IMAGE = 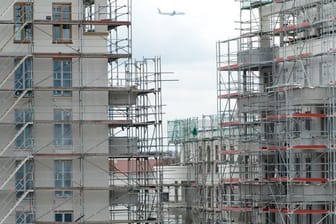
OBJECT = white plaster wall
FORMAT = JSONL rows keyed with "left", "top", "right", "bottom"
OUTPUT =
{"left": 81, "top": 58, "right": 107, "bottom": 86}
{"left": 82, "top": 124, "right": 108, "bottom": 153}
{"left": 160, "top": 166, "right": 191, "bottom": 184}
{"left": 0, "top": 159, "right": 16, "bottom": 191}
{"left": 83, "top": 158, "right": 108, "bottom": 187}
{"left": 84, "top": 191, "right": 109, "bottom": 221}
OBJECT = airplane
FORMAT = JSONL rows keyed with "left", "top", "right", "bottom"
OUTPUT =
{"left": 157, "top": 8, "right": 185, "bottom": 16}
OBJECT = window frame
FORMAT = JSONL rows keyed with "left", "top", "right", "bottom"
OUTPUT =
{"left": 15, "top": 160, "right": 33, "bottom": 199}
{"left": 84, "top": 2, "right": 95, "bottom": 32}
{"left": 53, "top": 58, "right": 72, "bottom": 96}
{"left": 162, "top": 192, "right": 169, "bottom": 202}
{"left": 16, "top": 211, "right": 34, "bottom": 224}
{"left": 13, "top": 2, "right": 33, "bottom": 43}
{"left": 54, "top": 210, "right": 73, "bottom": 222}
{"left": 54, "top": 160, "right": 72, "bottom": 198}
{"left": 14, "top": 57, "right": 33, "bottom": 96}
{"left": 52, "top": 3, "right": 72, "bottom": 43}
{"left": 54, "top": 109, "right": 73, "bottom": 147}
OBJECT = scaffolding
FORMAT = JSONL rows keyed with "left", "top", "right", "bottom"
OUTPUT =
{"left": 0, "top": 0, "right": 163, "bottom": 223}
{"left": 217, "top": 0, "right": 336, "bottom": 223}
{"left": 108, "top": 57, "right": 163, "bottom": 223}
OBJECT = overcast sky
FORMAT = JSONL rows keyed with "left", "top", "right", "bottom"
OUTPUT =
{"left": 132, "top": 0, "right": 240, "bottom": 122}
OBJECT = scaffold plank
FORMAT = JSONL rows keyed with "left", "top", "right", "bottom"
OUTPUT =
{"left": 291, "top": 144, "right": 328, "bottom": 149}
{"left": 261, "top": 207, "right": 329, "bottom": 214}
{"left": 218, "top": 92, "right": 240, "bottom": 99}
{"left": 219, "top": 121, "right": 240, "bottom": 127}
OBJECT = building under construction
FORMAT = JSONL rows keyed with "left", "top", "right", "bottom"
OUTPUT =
{"left": 167, "top": 0, "right": 336, "bottom": 223}
{"left": 0, "top": 0, "right": 163, "bottom": 223}
{"left": 217, "top": 0, "right": 336, "bottom": 223}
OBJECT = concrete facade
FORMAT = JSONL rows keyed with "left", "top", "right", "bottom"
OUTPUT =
{"left": 0, "top": 0, "right": 163, "bottom": 223}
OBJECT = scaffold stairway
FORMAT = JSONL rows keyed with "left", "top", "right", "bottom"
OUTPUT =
{"left": 0, "top": 155, "right": 33, "bottom": 190}
{"left": 0, "top": 88, "right": 32, "bottom": 122}
{"left": 0, "top": 189, "right": 33, "bottom": 224}
{"left": 0, "top": 122, "right": 33, "bottom": 157}
{"left": 0, "top": 21, "right": 32, "bottom": 53}
{"left": 0, "top": 55, "right": 32, "bottom": 89}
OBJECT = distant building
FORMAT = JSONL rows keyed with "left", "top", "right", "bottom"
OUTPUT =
{"left": 166, "top": 115, "right": 221, "bottom": 223}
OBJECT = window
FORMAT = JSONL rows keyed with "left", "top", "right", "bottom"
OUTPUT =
{"left": 304, "top": 64, "right": 310, "bottom": 86}
{"left": 295, "top": 157, "right": 300, "bottom": 177}
{"left": 53, "top": 59, "right": 72, "bottom": 96}
{"left": 52, "top": 3, "right": 72, "bottom": 43}
{"left": 215, "top": 145, "right": 219, "bottom": 161}
{"left": 207, "top": 146, "right": 211, "bottom": 173}
{"left": 221, "top": 145, "right": 226, "bottom": 162}
{"left": 14, "top": 57, "right": 32, "bottom": 96}
{"left": 14, "top": 3, "right": 32, "bottom": 42}
{"left": 54, "top": 109, "right": 72, "bottom": 146}
{"left": 162, "top": 192, "right": 169, "bottom": 202}
{"left": 15, "top": 110, "right": 33, "bottom": 148}
{"left": 84, "top": 1, "right": 95, "bottom": 32}
{"left": 263, "top": 71, "right": 273, "bottom": 91}
{"left": 229, "top": 145, "right": 235, "bottom": 164}
{"left": 306, "top": 157, "right": 312, "bottom": 178}
{"left": 320, "top": 62, "right": 331, "bottom": 86}
{"left": 207, "top": 187, "right": 212, "bottom": 208}
{"left": 174, "top": 181, "right": 178, "bottom": 202}
{"left": 54, "top": 160, "right": 72, "bottom": 197}
{"left": 304, "top": 112, "right": 312, "bottom": 130}
{"left": 307, "top": 205, "right": 312, "bottom": 224}
{"left": 15, "top": 160, "right": 33, "bottom": 199}
{"left": 55, "top": 211, "right": 73, "bottom": 222}
{"left": 16, "top": 211, "right": 34, "bottom": 224}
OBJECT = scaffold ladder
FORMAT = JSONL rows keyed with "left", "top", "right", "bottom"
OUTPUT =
{"left": 0, "top": 55, "right": 32, "bottom": 89}
{"left": 0, "top": 122, "right": 33, "bottom": 157}
{"left": 0, "top": 155, "right": 32, "bottom": 190}
{"left": 0, "top": 0, "right": 19, "bottom": 17}
{"left": 0, "top": 189, "right": 33, "bottom": 224}
{"left": 0, "top": 88, "right": 32, "bottom": 122}
{"left": 0, "top": 21, "right": 32, "bottom": 53}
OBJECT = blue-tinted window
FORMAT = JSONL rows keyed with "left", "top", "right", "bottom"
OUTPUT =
{"left": 64, "top": 213, "right": 72, "bottom": 222}
{"left": 54, "top": 109, "right": 72, "bottom": 146}
{"left": 54, "top": 160, "right": 72, "bottom": 197}
{"left": 14, "top": 58, "right": 32, "bottom": 96}
{"left": 52, "top": 3, "right": 72, "bottom": 42}
{"left": 16, "top": 211, "right": 34, "bottom": 224}
{"left": 14, "top": 3, "right": 32, "bottom": 42}
{"left": 54, "top": 212, "right": 73, "bottom": 222}
{"left": 55, "top": 213, "right": 62, "bottom": 222}
{"left": 15, "top": 160, "right": 33, "bottom": 198}
{"left": 53, "top": 59, "right": 72, "bottom": 96}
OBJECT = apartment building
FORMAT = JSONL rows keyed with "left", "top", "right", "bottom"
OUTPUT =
{"left": 0, "top": 0, "right": 163, "bottom": 223}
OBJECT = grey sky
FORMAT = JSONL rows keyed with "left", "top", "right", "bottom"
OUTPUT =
{"left": 132, "top": 0, "right": 240, "bottom": 121}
